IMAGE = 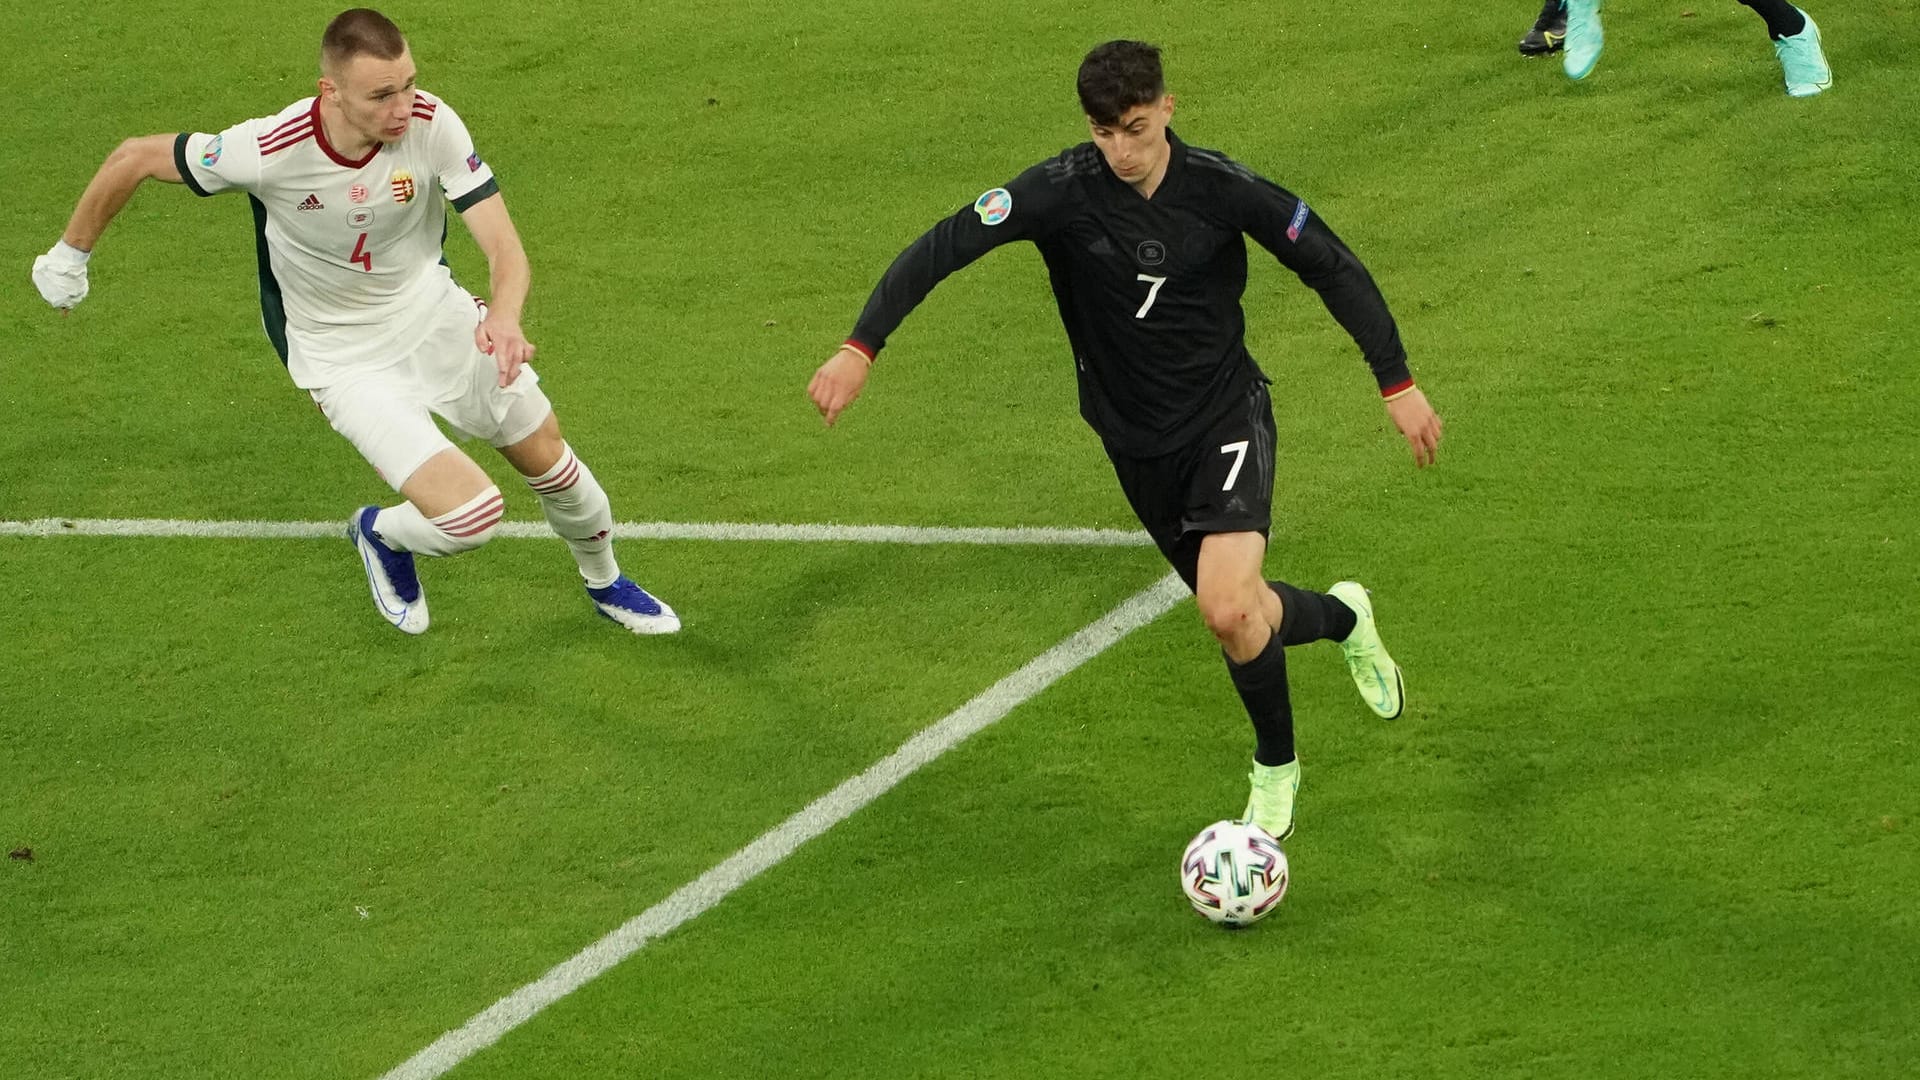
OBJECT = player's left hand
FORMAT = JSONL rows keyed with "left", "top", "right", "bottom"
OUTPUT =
{"left": 476, "top": 316, "right": 535, "bottom": 387}
{"left": 32, "top": 241, "right": 92, "bottom": 312}
{"left": 1385, "top": 387, "right": 1442, "bottom": 468}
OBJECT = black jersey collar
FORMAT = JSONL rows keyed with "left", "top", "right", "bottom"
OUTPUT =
{"left": 1101, "top": 127, "right": 1187, "bottom": 203}
{"left": 1158, "top": 128, "right": 1189, "bottom": 196}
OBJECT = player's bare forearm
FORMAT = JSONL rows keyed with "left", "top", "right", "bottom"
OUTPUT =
{"left": 460, "top": 196, "right": 536, "bottom": 384}
{"left": 478, "top": 219, "right": 530, "bottom": 324}
{"left": 460, "top": 194, "right": 529, "bottom": 323}
{"left": 62, "top": 135, "right": 184, "bottom": 251}
{"left": 484, "top": 249, "right": 530, "bottom": 325}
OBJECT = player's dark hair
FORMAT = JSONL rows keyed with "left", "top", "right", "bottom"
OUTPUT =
{"left": 321, "top": 8, "right": 407, "bottom": 71}
{"left": 1077, "top": 41, "right": 1165, "bottom": 126}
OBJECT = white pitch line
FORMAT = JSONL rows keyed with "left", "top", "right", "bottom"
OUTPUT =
{"left": 376, "top": 570, "right": 1188, "bottom": 1080}
{"left": 0, "top": 517, "right": 1151, "bottom": 547}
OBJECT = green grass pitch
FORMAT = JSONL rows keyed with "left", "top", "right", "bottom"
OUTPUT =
{"left": 2, "top": 1, "right": 1916, "bottom": 1077}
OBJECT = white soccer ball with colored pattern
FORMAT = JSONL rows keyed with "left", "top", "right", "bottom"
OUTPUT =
{"left": 1180, "top": 819, "right": 1288, "bottom": 926}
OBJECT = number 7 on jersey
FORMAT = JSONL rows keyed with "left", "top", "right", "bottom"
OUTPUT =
{"left": 1135, "top": 274, "right": 1166, "bottom": 319}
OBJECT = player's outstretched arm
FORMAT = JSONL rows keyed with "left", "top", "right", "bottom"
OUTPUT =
{"left": 458, "top": 193, "right": 535, "bottom": 387}
{"left": 33, "top": 134, "right": 184, "bottom": 311}
{"left": 810, "top": 167, "right": 1056, "bottom": 427}
{"left": 807, "top": 344, "right": 873, "bottom": 426}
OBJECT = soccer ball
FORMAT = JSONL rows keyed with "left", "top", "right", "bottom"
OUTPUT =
{"left": 1180, "top": 819, "right": 1289, "bottom": 927}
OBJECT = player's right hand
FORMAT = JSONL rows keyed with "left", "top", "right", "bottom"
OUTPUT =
{"left": 1385, "top": 386, "right": 1442, "bottom": 468}
{"left": 32, "top": 241, "right": 91, "bottom": 311}
{"left": 808, "top": 345, "right": 873, "bottom": 426}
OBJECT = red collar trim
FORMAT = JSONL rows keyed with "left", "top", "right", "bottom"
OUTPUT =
{"left": 311, "top": 98, "right": 381, "bottom": 169}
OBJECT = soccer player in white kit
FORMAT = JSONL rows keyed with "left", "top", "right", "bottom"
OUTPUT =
{"left": 31, "top": 8, "right": 678, "bottom": 637}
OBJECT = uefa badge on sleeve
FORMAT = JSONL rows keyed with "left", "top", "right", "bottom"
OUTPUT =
{"left": 974, "top": 187, "right": 1012, "bottom": 226}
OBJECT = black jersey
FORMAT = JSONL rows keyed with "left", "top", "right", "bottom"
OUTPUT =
{"left": 847, "top": 130, "right": 1412, "bottom": 457}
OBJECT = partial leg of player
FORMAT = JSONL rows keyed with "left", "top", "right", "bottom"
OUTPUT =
{"left": 1518, "top": 0, "right": 1568, "bottom": 55}
{"left": 504, "top": 414, "right": 681, "bottom": 635}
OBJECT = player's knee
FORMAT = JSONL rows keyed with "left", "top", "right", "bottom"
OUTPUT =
{"left": 1196, "top": 589, "right": 1262, "bottom": 643}
{"left": 427, "top": 485, "right": 505, "bottom": 554}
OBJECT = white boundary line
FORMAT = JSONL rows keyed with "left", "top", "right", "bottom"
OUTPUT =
{"left": 0, "top": 517, "right": 1152, "bottom": 547}
{"left": 376, "top": 571, "right": 1188, "bottom": 1080}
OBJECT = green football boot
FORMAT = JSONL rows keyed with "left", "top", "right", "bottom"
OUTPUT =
{"left": 1243, "top": 759, "right": 1301, "bottom": 842}
{"left": 1328, "top": 581, "right": 1405, "bottom": 720}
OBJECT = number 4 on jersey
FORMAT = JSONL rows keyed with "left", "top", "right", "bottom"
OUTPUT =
{"left": 349, "top": 233, "right": 373, "bottom": 272}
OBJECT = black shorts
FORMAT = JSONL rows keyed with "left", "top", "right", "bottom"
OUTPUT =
{"left": 1106, "top": 381, "right": 1276, "bottom": 591}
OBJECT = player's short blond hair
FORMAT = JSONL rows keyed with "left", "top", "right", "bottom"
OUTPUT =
{"left": 321, "top": 8, "right": 407, "bottom": 74}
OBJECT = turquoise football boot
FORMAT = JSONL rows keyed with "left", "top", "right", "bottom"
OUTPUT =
{"left": 1773, "top": 10, "right": 1832, "bottom": 97}
{"left": 1564, "top": 0, "right": 1604, "bottom": 81}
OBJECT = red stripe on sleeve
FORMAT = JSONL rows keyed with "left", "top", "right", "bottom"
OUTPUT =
{"left": 262, "top": 111, "right": 310, "bottom": 143}
{"left": 259, "top": 124, "right": 315, "bottom": 155}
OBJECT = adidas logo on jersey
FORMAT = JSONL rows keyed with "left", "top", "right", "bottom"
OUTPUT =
{"left": 297, "top": 193, "right": 325, "bottom": 211}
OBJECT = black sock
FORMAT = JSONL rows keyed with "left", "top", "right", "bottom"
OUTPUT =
{"left": 1538, "top": 0, "right": 1565, "bottom": 23}
{"left": 1269, "top": 581, "right": 1358, "bottom": 646}
{"left": 1227, "top": 631, "right": 1296, "bottom": 767}
{"left": 1739, "top": 0, "right": 1806, "bottom": 40}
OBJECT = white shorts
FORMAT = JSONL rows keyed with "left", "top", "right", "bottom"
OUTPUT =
{"left": 309, "top": 287, "right": 552, "bottom": 490}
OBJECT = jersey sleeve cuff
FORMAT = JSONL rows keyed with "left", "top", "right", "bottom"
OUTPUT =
{"left": 1380, "top": 377, "right": 1416, "bottom": 401}
{"left": 173, "top": 133, "right": 213, "bottom": 198}
{"left": 1374, "top": 353, "right": 1413, "bottom": 399}
{"left": 450, "top": 177, "right": 500, "bottom": 213}
{"left": 841, "top": 338, "right": 876, "bottom": 362}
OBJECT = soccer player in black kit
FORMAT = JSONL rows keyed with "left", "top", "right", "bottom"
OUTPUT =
{"left": 807, "top": 41, "right": 1443, "bottom": 842}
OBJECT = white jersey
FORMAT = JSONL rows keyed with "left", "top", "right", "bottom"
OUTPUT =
{"left": 176, "top": 91, "right": 498, "bottom": 389}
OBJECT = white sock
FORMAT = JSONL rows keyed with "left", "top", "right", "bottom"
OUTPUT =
{"left": 372, "top": 487, "right": 504, "bottom": 556}
{"left": 527, "top": 443, "right": 620, "bottom": 588}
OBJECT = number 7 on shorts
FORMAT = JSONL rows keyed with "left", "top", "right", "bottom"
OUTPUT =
{"left": 1219, "top": 440, "right": 1248, "bottom": 490}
